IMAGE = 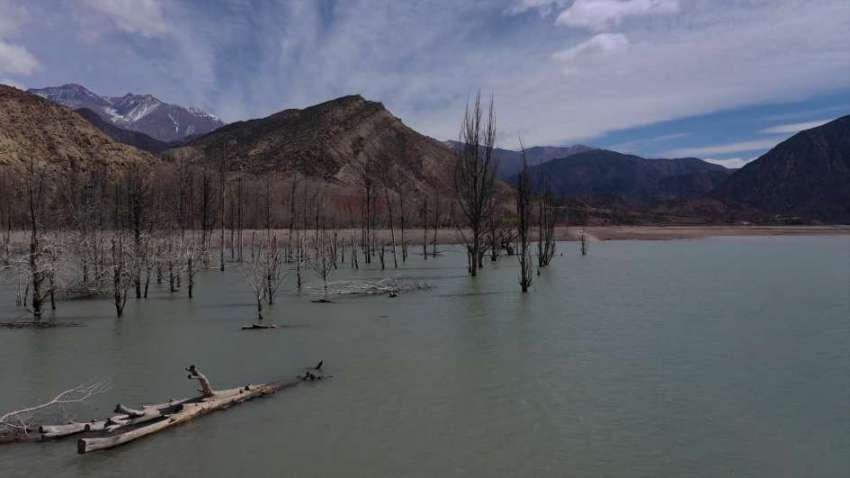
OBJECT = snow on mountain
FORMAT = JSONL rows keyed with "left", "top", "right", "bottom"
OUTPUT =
{"left": 27, "top": 84, "right": 224, "bottom": 143}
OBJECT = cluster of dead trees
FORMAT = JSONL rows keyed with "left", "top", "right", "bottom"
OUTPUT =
{"left": 0, "top": 92, "right": 571, "bottom": 324}
{"left": 453, "top": 93, "right": 562, "bottom": 292}
{"left": 0, "top": 154, "right": 459, "bottom": 325}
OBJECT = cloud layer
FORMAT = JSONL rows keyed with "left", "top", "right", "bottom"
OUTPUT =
{"left": 556, "top": 0, "right": 679, "bottom": 31}
{"left": 2, "top": 0, "right": 849, "bottom": 152}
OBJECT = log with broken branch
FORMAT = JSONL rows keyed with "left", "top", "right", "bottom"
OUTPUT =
{"left": 1, "top": 363, "right": 325, "bottom": 453}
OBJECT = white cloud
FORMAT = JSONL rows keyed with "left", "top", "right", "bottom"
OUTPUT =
{"left": 0, "top": 0, "right": 37, "bottom": 77}
{"left": 553, "top": 32, "right": 630, "bottom": 65}
{"left": 556, "top": 0, "right": 679, "bottom": 31}
{"left": 703, "top": 157, "right": 756, "bottom": 169}
{"left": 0, "top": 40, "right": 38, "bottom": 75}
{"left": 81, "top": 0, "right": 169, "bottom": 37}
{"left": 759, "top": 119, "right": 831, "bottom": 134}
{"left": 506, "top": 0, "right": 569, "bottom": 16}
{"left": 665, "top": 138, "right": 783, "bottom": 157}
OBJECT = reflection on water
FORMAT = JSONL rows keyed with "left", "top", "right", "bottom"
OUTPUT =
{"left": 1, "top": 236, "right": 849, "bottom": 477}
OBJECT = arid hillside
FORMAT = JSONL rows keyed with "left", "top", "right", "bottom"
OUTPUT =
{"left": 0, "top": 85, "right": 157, "bottom": 174}
{"left": 166, "top": 95, "right": 456, "bottom": 197}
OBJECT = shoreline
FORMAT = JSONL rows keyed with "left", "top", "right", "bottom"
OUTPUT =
{"left": 573, "top": 225, "right": 850, "bottom": 241}
{"left": 1, "top": 226, "right": 847, "bottom": 251}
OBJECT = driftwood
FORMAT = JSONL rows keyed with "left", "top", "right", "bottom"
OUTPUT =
{"left": 1, "top": 364, "right": 323, "bottom": 453}
{"left": 241, "top": 323, "right": 279, "bottom": 330}
{"left": 77, "top": 364, "right": 322, "bottom": 454}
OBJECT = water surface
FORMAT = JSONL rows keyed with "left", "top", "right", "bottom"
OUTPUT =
{"left": 1, "top": 236, "right": 848, "bottom": 477}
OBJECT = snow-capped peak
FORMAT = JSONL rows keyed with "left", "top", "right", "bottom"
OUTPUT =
{"left": 28, "top": 83, "right": 225, "bottom": 142}
{"left": 187, "top": 106, "right": 220, "bottom": 122}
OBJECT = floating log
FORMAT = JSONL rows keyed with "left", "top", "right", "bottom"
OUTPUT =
{"left": 76, "top": 365, "right": 316, "bottom": 454}
{"left": 78, "top": 382, "right": 296, "bottom": 453}
{"left": 2, "top": 364, "right": 322, "bottom": 451}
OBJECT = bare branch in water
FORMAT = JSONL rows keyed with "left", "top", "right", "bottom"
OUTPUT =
{"left": 0, "top": 380, "right": 111, "bottom": 434}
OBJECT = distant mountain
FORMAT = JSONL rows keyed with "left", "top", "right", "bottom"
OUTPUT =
{"left": 74, "top": 107, "right": 170, "bottom": 153}
{"left": 167, "top": 95, "right": 457, "bottom": 195}
{"left": 0, "top": 85, "right": 156, "bottom": 174}
{"left": 445, "top": 140, "right": 594, "bottom": 179}
{"left": 520, "top": 149, "right": 733, "bottom": 201}
{"left": 713, "top": 115, "right": 850, "bottom": 223}
{"left": 28, "top": 83, "right": 224, "bottom": 143}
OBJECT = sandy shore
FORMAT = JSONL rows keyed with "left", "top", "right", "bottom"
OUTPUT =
{"left": 576, "top": 225, "right": 850, "bottom": 241}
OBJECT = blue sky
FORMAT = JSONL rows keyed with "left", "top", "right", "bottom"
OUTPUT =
{"left": 1, "top": 0, "right": 848, "bottom": 168}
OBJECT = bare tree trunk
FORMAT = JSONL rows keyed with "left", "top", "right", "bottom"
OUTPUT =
{"left": 454, "top": 92, "right": 498, "bottom": 277}
{"left": 516, "top": 146, "right": 533, "bottom": 293}
{"left": 432, "top": 196, "right": 440, "bottom": 258}
{"left": 422, "top": 197, "right": 428, "bottom": 261}
{"left": 385, "top": 189, "right": 398, "bottom": 269}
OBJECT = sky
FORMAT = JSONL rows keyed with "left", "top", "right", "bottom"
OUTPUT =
{"left": 1, "top": 0, "right": 849, "bottom": 168}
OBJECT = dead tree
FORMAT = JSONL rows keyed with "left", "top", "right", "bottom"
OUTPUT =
{"left": 454, "top": 92, "right": 499, "bottom": 276}
{"left": 23, "top": 157, "right": 49, "bottom": 321}
{"left": 111, "top": 235, "right": 131, "bottom": 318}
{"left": 516, "top": 146, "right": 533, "bottom": 293}
{"left": 182, "top": 239, "right": 200, "bottom": 299}
{"left": 581, "top": 230, "right": 588, "bottom": 256}
{"left": 399, "top": 188, "right": 407, "bottom": 262}
{"left": 240, "top": 235, "right": 286, "bottom": 325}
{"left": 536, "top": 190, "right": 557, "bottom": 271}
{"left": 432, "top": 194, "right": 440, "bottom": 257}
{"left": 218, "top": 155, "right": 228, "bottom": 272}
{"left": 384, "top": 188, "right": 398, "bottom": 269}
{"left": 309, "top": 229, "right": 335, "bottom": 301}
{"left": 421, "top": 197, "right": 428, "bottom": 260}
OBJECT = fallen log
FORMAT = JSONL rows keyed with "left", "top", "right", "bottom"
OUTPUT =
{"left": 241, "top": 323, "right": 278, "bottom": 330}
{"left": 76, "top": 364, "right": 319, "bottom": 454}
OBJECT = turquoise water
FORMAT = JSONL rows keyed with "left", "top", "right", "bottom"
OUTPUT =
{"left": 1, "top": 236, "right": 848, "bottom": 477}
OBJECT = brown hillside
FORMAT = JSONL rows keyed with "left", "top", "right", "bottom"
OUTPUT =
{"left": 0, "top": 85, "right": 156, "bottom": 174}
{"left": 166, "top": 95, "right": 456, "bottom": 195}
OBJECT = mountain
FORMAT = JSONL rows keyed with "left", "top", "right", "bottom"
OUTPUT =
{"left": 713, "top": 115, "right": 850, "bottom": 223}
{"left": 28, "top": 83, "right": 224, "bottom": 143}
{"left": 445, "top": 140, "right": 594, "bottom": 179}
{"left": 0, "top": 85, "right": 155, "bottom": 174}
{"left": 520, "top": 149, "right": 733, "bottom": 201}
{"left": 167, "top": 95, "right": 457, "bottom": 195}
{"left": 74, "top": 107, "right": 170, "bottom": 153}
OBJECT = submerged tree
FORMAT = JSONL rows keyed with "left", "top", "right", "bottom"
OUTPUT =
{"left": 22, "top": 157, "right": 50, "bottom": 321}
{"left": 516, "top": 145, "right": 533, "bottom": 293}
{"left": 241, "top": 236, "right": 286, "bottom": 325}
{"left": 536, "top": 189, "right": 557, "bottom": 271}
{"left": 454, "top": 92, "right": 499, "bottom": 276}
{"left": 110, "top": 234, "right": 131, "bottom": 318}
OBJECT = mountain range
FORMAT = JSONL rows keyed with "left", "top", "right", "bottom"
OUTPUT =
{"left": 4, "top": 82, "right": 849, "bottom": 224}
{"left": 519, "top": 149, "right": 733, "bottom": 201}
{"left": 28, "top": 84, "right": 224, "bottom": 143}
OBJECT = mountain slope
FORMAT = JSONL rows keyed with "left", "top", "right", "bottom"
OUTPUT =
{"left": 520, "top": 149, "right": 733, "bottom": 200}
{"left": 168, "top": 95, "right": 456, "bottom": 194}
{"left": 713, "top": 115, "right": 850, "bottom": 222}
{"left": 0, "top": 85, "right": 156, "bottom": 173}
{"left": 28, "top": 83, "right": 224, "bottom": 143}
{"left": 75, "top": 107, "right": 170, "bottom": 153}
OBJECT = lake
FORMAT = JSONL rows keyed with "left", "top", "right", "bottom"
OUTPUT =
{"left": 1, "top": 236, "right": 849, "bottom": 477}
